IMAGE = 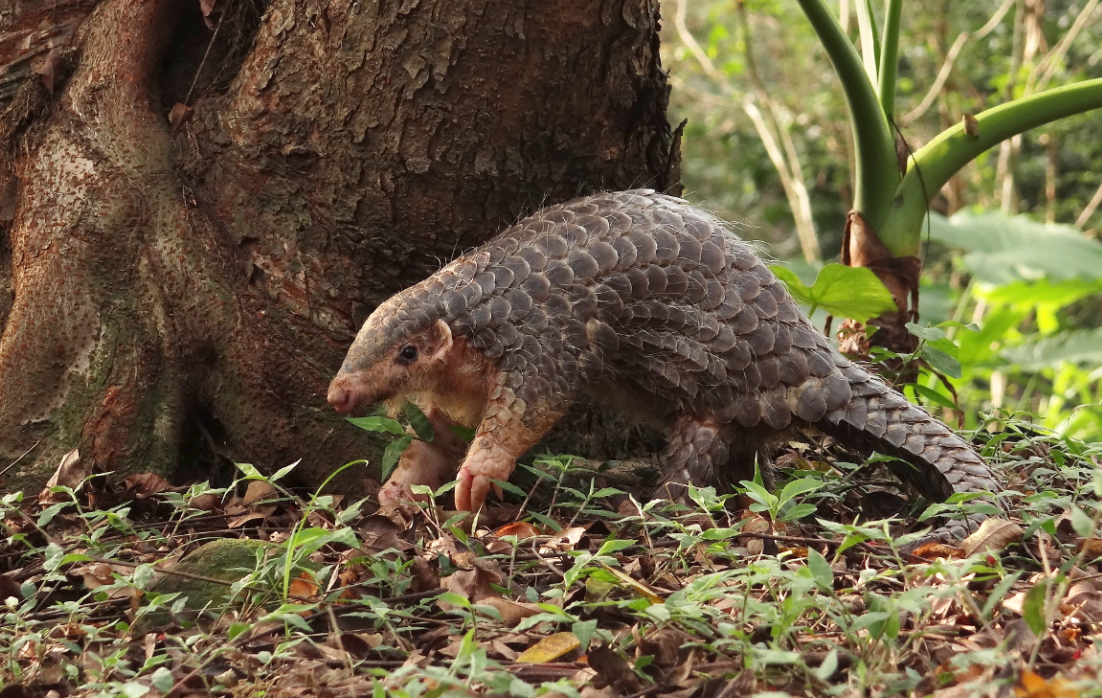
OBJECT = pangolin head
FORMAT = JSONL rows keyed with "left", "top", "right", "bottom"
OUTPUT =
{"left": 327, "top": 286, "right": 454, "bottom": 415}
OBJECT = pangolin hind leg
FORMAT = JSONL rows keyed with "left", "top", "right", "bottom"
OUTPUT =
{"left": 658, "top": 415, "right": 776, "bottom": 501}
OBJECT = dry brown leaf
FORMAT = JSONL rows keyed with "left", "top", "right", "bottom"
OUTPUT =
{"left": 0, "top": 573, "right": 21, "bottom": 602}
{"left": 168, "top": 103, "right": 194, "bottom": 129}
{"left": 516, "top": 632, "right": 581, "bottom": 664}
{"left": 439, "top": 558, "right": 505, "bottom": 606}
{"left": 188, "top": 493, "right": 223, "bottom": 511}
{"left": 38, "top": 449, "right": 85, "bottom": 505}
{"left": 1077, "top": 537, "right": 1102, "bottom": 560}
{"left": 961, "top": 518, "right": 1024, "bottom": 556}
{"left": 490, "top": 639, "right": 519, "bottom": 661}
{"left": 542, "top": 526, "right": 590, "bottom": 553}
{"left": 1003, "top": 590, "right": 1027, "bottom": 616}
{"left": 1015, "top": 668, "right": 1078, "bottom": 698}
{"left": 1061, "top": 577, "right": 1102, "bottom": 623}
{"left": 494, "top": 521, "right": 541, "bottom": 539}
{"left": 289, "top": 572, "right": 319, "bottom": 601}
{"left": 911, "top": 542, "right": 965, "bottom": 560}
{"left": 478, "top": 596, "right": 540, "bottom": 625}
{"left": 228, "top": 510, "right": 273, "bottom": 528}
{"left": 243, "top": 480, "right": 279, "bottom": 506}
{"left": 123, "top": 473, "right": 173, "bottom": 497}
{"left": 407, "top": 557, "right": 439, "bottom": 593}
{"left": 587, "top": 646, "right": 644, "bottom": 693}
{"left": 72, "top": 563, "right": 140, "bottom": 600}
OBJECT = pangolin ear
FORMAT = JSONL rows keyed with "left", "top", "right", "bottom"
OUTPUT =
{"left": 430, "top": 319, "right": 453, "bottom": 362}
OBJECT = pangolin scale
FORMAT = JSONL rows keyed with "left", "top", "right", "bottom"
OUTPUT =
{"left": 328, "top": 190, "right": 1001, "bottom": 539}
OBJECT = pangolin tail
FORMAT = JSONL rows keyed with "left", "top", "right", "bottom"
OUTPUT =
{"left": 816, "top": 360, "right": 1002, "bottom": 540}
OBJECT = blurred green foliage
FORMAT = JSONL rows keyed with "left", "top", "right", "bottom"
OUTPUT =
{"left": 663, "top": 0, "right": 1102, "bottom": 439}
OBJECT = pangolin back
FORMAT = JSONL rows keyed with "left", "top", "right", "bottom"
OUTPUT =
{"left": 335, "top": 189, "right": 1001, "bottom": 535}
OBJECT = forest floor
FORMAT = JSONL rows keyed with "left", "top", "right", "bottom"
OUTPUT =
{"left": 2, "top": 419, "right": 1101, "bottom": 698}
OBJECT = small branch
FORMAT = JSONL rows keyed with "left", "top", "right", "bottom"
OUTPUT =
{"left": 0, "top": 441, "right": 39, "bottom": 478}
{"left": 1074, "top": 179, "right": 1102, "bottom": 229}
{"left": 901, "top": 33, "right": 968, "bottom": 125}
{"left": 671, "top": 0, "right": 724, "bottom": 83}
{"left": 1029, "top": 0, "right": 1101, "bottom": 94}
{"left": 674, "top": 0, "right": 821, "bottom": 261}
{"left": 742, "top": 102, "right": 820, "bottom": 261}
{"left": 901, "top": 0, "right": 1015, "bottom": 125}
{"left": 736, "top": 3, "right": 820, "bottom": 261}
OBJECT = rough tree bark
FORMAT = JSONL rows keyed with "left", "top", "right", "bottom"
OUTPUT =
{"left": 0, "top": 0, "right": 680, "bottom": 494}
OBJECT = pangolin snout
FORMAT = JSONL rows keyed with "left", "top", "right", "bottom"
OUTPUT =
{"left": 327, "top": 378, "right": 363, "bottom": 415}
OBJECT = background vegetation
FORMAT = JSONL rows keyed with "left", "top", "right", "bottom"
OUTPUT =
{"left": 5, "top": 3, "right": 1102, "bottom": 696}
{"left": 663, "top": 0, "right": 1102, "bottom": 441}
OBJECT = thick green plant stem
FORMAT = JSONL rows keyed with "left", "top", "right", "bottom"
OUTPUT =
{"left": 796, "top": 0, "right": 899, "bottom": 236}
{"left": 878, "top": 0, "right": 902, "bottom": 119}
{"left": 854, "top": 0, "right": 880, "bottom": 83}
{"left": 885, "top": 77, "right": 1102, "bottom": 257}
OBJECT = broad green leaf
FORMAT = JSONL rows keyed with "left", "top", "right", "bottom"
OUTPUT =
{"left": 508, "top": 679, "right": 536, "bottom": 698}
{"left": 591, "top": 487, "right": 626, "bottom": 498}
{"left": 772, "top": 263, "right": 896, "bottom": 322}
{"left": 404, "top": 402, "right": 435, "bottom": 442}
{"left": 347, "top": 416, "right": 406, "bottom": 436}
{"left": 228, "top": 622, "right": 252, "bottom": 641}
{"left": 981, "top": 572, "right": 1022, "bottom": 622}
{"left": 572, "top": 619, "right": 598, "bottom": 653}
{"left": 807, "top": 549, "right": 833, "bottom": 591}
{"left": 236, "top": 463, "right": 263, "bottom": 478}
{"left": 269, "top": 460, "right": 300, "bottom": 482}
{"left": 438, "top": 591, "right": 471, "bottom": 608}
{"left": 977, "top": 277, "right": 1102, "bottom": 308}
{"left": 121, "top": 682, "right": 150, "bottom": 698}
{"left": 494, "top": 479, "right": 528, "bottom": 498}
{"left": 928, "top": 211, "right": 1102, "bottom": 285}
{"left": 905, "top": 322, "right": 947, "bottom": 342}
{"left": 1070, "top": 505, "right": 1095, "bottom": 538}
{"left": 1001, "top": 327, "right": 1102, "bottom": 370}
{"left": 905, "top": 383, "right": 959, "bottom": 411}
{"left": 380, "top": 434, "right": 412, "bottom": 479}
{"left": 151, "top": 668, "right": 175, "bottom": 693}
{"left": 814, "top": 648, "right": 840, "bottom": 682}
{"left": 449, "top": 424, "right": 476, "bottom": 441}
{"left": 918, "top": 345, "right": 962, "bottom": 379}
{"left": 596, "top": 538, "right": 636, "bottom": 556}
{"left": 771, "top": 265, "right": 813, "bottom": 300}
{"left": 779, "top": 477, "right": 825, "bottom": 503}
{"left": 781, "top": 503, "right": 818, "bottom": 521}
{"left": 1023, "top": 581, "right": 1047, "bottom": 636}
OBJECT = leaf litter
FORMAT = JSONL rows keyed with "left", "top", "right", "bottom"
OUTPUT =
{"left": 1, "top": 421, "right": 1101, "bottom": 697}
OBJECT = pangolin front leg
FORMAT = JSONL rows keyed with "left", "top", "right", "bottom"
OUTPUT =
{"left": 455, "top": 371, "right": 568, "bottom": 511}
{"left": 377, "top": 407, "right": 468, "bottom": 508}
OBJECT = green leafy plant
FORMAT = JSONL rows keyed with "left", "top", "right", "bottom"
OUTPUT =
{"left": 348, "top": 402, "right": 438, "bottom": 480}
{"left": 795, "top": 0, "right": 1102, "bottom": 356}
{"left": 741, "top": 476, "right": 825, "bottom": 525}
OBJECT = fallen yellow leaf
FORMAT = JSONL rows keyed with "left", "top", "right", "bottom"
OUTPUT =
{"left": 516, "top": 632, "right": 581, "bottom": 664}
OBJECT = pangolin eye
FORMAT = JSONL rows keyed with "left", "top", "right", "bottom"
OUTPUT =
{"left": 398, "top": 344, "right": 419, "bottom": 362}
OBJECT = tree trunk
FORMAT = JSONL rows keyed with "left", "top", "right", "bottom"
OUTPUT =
{"left": 0, "top": 0, "right": 680, "bottom": 493}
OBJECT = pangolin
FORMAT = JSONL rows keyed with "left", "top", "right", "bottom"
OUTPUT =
{"left": 327, "top": 190, "right": 1001, "bottom": 538}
